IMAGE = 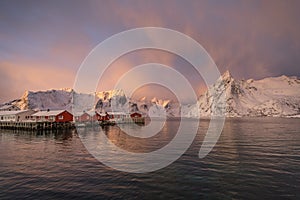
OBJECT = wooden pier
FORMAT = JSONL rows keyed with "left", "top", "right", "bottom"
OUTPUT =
{"left": 0, "top": 121, "right": 75, "bottom": 131}
{"left": 0, "top": 117, "right": 145, "bottom": 131}
{"left": 74, "top": 117, "right": 145, "bottom": 127}
{"left": 100, "top": 117, "right": 145, "bottom": 126}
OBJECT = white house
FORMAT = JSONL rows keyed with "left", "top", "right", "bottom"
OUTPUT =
{"left": 107, "top": 112, "right": 131, "bottom": 123}
{"left": 31, "top": 110, "right": 74, "bottom": 122}
{"left": 0, "top": 110, "right": 36, "bottom": 122}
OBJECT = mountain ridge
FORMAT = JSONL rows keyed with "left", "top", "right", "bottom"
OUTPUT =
{"left": 4, "top": 72, "right": 300, "bottom": 118}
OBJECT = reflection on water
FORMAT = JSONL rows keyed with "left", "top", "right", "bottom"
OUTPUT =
{"left": 0, "top": 118, "right": 299, "bottom": 199}
{"left": 79, "top": 120, "right": 181, "bottom": 153}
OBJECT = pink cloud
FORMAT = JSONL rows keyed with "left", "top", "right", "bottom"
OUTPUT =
{"left": 0, "top": 60, "right": 76, "bottom": 103}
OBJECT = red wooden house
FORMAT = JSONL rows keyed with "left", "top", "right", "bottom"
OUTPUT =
{"left": 95, "top": 112, "right": 144, "bottom": 124}
{"left": 97, "top": 112, "right": 110, "bottom": 121}
{"left": 90, "top": 112, "right": 100, "bottom": 121}
{"left": 74, "top": 111, "right": 106, "bottom": 122}
{"left": 74, "top": 112, "right": 91, "bottom": 122}
{"left": 32, "top": 110, "right": 73, "bottom": 122}
{"left": 130, "top": 112, "right": 142, "bottom": 118}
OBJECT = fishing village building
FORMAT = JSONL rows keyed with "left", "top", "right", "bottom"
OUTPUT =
{"left": 73, "top": 111, "right": 102, "bottom": 122}
{"left": 106, "top": 112, "right": 144, "bottom": 124}
{"left": 73, "top": 112, "right": 91, "bottom": 122}
{"left": 31, "top": 110, "right": 73, "bottom": 122}
{"left": 0, "top": 110, "right": 36, "bottom": 122}
{"left": 0, "top": 107, "right": 144, "bottom": 130}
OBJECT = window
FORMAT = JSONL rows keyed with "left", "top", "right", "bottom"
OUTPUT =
{"left": 58, "top": 115, "right": 64, "bottom": 120}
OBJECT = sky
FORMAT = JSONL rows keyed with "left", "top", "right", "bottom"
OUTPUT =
{"left": 0, "top": 0, "right": 300, "bottom": 103}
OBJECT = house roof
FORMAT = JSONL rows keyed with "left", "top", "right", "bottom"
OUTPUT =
{"left": 73, "top": 112, "right": 88, "bottom": 117}
{"left": 131, "top": 111, "right": 142, "bottom": 114}
{"left": 73, "top": 111, "right": 97, "bottom": 117}
{"left": 0, "top": 110, "right": 33, "bottom": 116}
{"left": 86, "top": 111, "right": 97, "bottom": 116}
{"left": 95, "top": 112, "right": 108, "bottom": 116}
{"left": 32, "top": 110, "right": 67, "bottom": 117}
{"left": 107, "top": 112, "right": 128, "bottom": 115}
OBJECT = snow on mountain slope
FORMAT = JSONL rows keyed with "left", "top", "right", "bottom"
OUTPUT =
{"left": 93, "top": 91, "right": 178, "bottom": 117}
{"left": 16, "top": 89, "right": 73, "bottom": 111}
{"left": 72, "top": 92, "right": 95, "bottom": 113}
{"left": 8, "top": 72, "right": 300, "bottom": 117}
{"left": 94, "top": 89, "right": 127, "bottom": 112}
{"left": 240, "top": 75, "right": 300, "bottom": 116}
{"left": 129, "top": 97, "right": 179, "bottom": 117}
{"left": 13, "top": 87, "right": 175, "bottom": 116}
{"left": 194, "top": 71, "right": 300, "bottom": 117}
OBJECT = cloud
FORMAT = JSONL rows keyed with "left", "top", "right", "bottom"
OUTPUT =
{"left": 0, "top": 60, "right": 75, "bottom": 103}
{"left": 106, "top": 0, "right": 300, "bottom": 79}
{"left": 96, "top": 49, "right": 176, "bottom": 90}
{"left": 1, "top": 0, "right": 300, "bottom": 103}
{"left": 46, "top": 32, "right": 93, "bottom": 68}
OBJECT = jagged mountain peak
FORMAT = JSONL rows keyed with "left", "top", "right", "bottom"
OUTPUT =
{"left": 151, "top": 97, "right": 158, "bottom": 103}
{"left": 207, "top": 70, "right": 235, "bottom": 97}
{"left": 139, "top": 97, "right": 147, "bottom": 102}
{"left": 222, "top": 70, "right": 232, "bottom": 78}
{"left": 22, "top": 90, "right": 30, "bottom": 97}
{"left": 220, "top": 70, "right": 234, "bottom": 83}
{"left": 95, "top": 89, "right": 125, "bottom": 100}
{"left": 196, "top": 72, "right": 300, "bottom": 117}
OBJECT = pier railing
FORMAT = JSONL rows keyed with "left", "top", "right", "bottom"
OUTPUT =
{"left": 0, "top": 121, "right": 74, "bottom": 131}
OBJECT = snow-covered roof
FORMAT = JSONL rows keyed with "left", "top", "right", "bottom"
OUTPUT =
{"left": 32, "top": 110, "right": 67, "bottom": 117}
{"left": 86, "top": 111, "right": 97, "bottom": 116}
{"left": 73, "top": 111, "right": 98, "bottom": 116}
{"left": 107, "top": 112, "right": 128, "bottom": 115}
{"left": 0, "top": 110, "right": 33, "bottom": 116}
{"left": 131, "top": 111, "right": 143, "bottom": 115}
{"left": 95, "top": 112, "right": 108, "bottom": 116}
{"left": 73, "top": 112, "right": 88, "bottom": 117}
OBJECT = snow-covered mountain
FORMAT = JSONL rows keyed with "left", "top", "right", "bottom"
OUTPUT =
{"left": 128, "top": 97, "right": 180, "bottom": 117}
{"left": 189, "top": 71, "right": 300, "bottom": 117}
{"left": 6, "top": 71, "right": 300, "bottom": 117}
{"left": 93, "top": 90, "right": 178, "bottom": 117}
{"left": 12, "top": 88, "right": 176, "bottom": 117}
{"left": 15, "top": 88, "right": 73, "bottom": 111}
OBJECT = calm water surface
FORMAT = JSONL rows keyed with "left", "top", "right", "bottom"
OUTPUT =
{"left": 0, "top": 118, "right": 299, "bottom": 199}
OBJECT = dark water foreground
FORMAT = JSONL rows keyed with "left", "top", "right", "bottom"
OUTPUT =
{"left": 0, "top": 118, "right": 299, "bottom": 199}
